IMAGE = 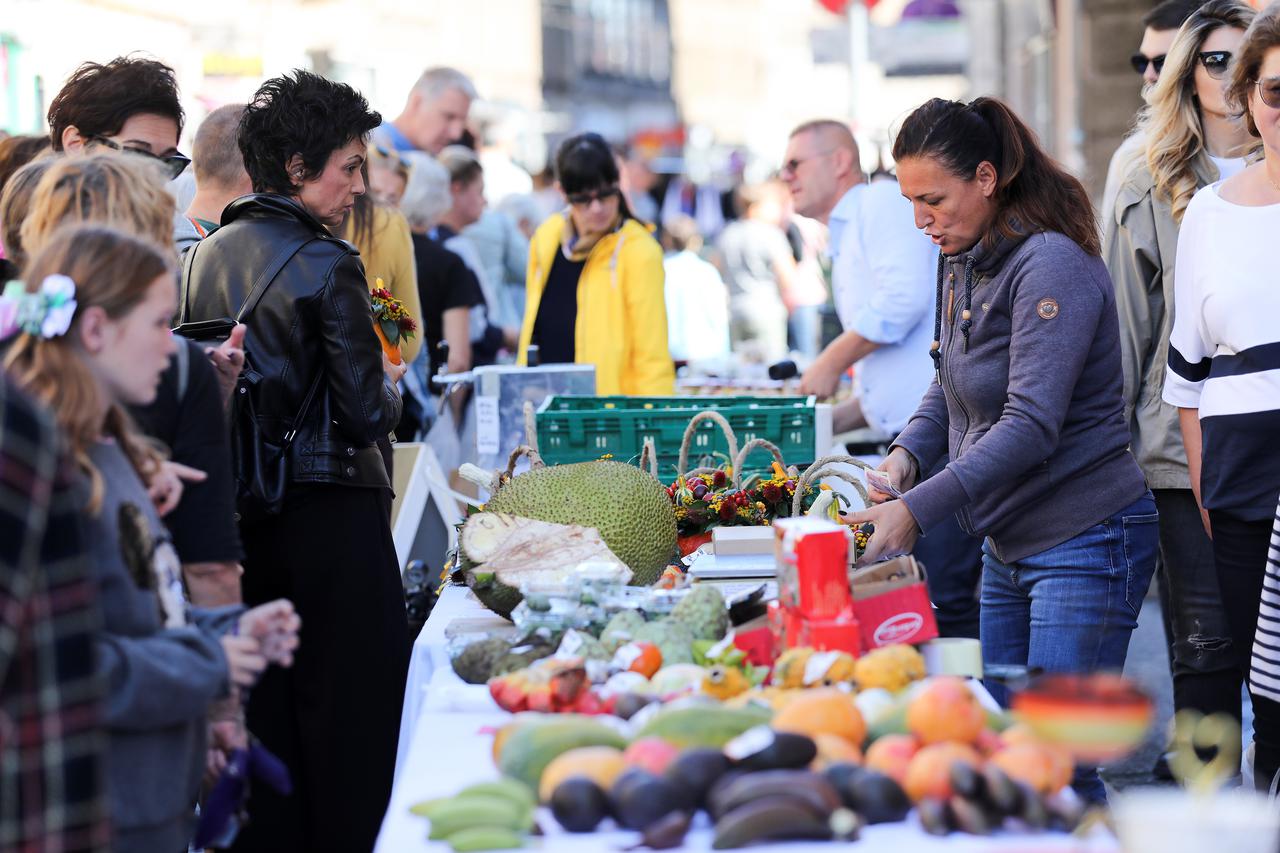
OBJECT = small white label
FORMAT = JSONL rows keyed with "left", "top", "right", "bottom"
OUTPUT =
{"left": 556, "top": 630, "right": 586, "bottom": 659}
{"left": 724, "top": 726, "right": 776, "bottom": 761}
{"left": 804, "top": 650, "right": 843, "bottom": 686}
{"left": 706, "top": 632, "right": 736, "bottom": 660}
{"left": 613, "top": 643, "right": 643, "bottom": 670}
{"left": 475, "top": 396, "right": 500, "bottom": 455}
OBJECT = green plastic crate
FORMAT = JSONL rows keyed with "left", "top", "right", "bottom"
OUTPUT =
{"left": 535, "top": 395, "right": 819, "bottom": 481}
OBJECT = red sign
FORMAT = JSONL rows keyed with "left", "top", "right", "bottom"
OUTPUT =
{"left": 819, "top": 0, "right": 852, "bottom": 12}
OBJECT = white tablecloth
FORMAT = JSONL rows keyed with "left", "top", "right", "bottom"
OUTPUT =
{"left": 379, "top": 587, "right": 1121, "bottom": 853}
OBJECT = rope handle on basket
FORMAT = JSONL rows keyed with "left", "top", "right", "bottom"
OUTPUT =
{"left": 791, "top": 455, "right": 875, "bottom": 516}
{"left": 637, "top": 437, "right": 660, "bottom": 480}
{"left": 489, "top": 444, "right": 544, "bottom": 494}
{"left": 677, "top": 410, "right": 742, "bottom": 489}
{"left": 733, "top": 438, "right": 787, "bottom": 480}
{"left": 522, "top": 401, "right": 539, "bottom": 454}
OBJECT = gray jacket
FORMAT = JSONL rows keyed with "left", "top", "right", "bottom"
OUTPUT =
{"left": 1104, "top": 156, "right": 1219, "bottom": 490}
{"left": 87, "top": 442, "right": 238, "bottom": 850}
{"left": 896, "top": 230, "right": 1148, "bottom": 563}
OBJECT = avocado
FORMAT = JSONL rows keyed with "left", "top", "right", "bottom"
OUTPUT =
{"left": 610, "top": 768, "right": 682, "bottom": 830}
{"left": 664, "top": 748, "right": 733, "bottom": 808}
{"left": 550, "top": 778, "right": 609, "bottom": 833}
{"left": 724, "top": 728, "right": 817, "bottom": 772}
{"left": 845, "top": 771, "right": 912, "bottom": 825}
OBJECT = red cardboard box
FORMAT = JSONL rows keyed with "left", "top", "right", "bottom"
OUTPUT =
{"left": 850, "top": 555, "right": 939, "bottom": 648}
{"left": 773, "top": 517, "right": 851, "bottom": 619}
{"left": 732, "top": 618, "right": 777, "bottom": 668}
{"left": 794, "top": 612, "right": 863, "bottom": 656}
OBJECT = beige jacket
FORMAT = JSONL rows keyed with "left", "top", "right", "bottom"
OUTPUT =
{"left": 1104, "top": 155, "right": 1219, "bottom": 490}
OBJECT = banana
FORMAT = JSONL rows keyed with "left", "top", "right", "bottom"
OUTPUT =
{"left": 707, "top": 770, "right": 840, "bottom": 820}
{"left": 948, "top": 795, "right": 993, "bottom": 835}
{"left": 711, "top": 796, "right": 835, "bottom": 849}
{"left": 427, "top": 796, "right": 532, "bottom": 840}
{"left": 456, "top": 779, "right": 537, "bottom": 812}
{"left": 980, "top": 764, "right": 1022, "bottom": 816}
{"left": 446, "top": 826, "right": 527, "bottom": 851}
{"left": 409, "top": 797, "right": 445, "bottom": 817}
{"left": 917, "top": 797, "right": 952, "bottom": 836}
{"left": 1014, "top": 783, "right": 1049, "bottom": 831}
{"left": 949, "top": 762, "right": 984, "bottom": 800}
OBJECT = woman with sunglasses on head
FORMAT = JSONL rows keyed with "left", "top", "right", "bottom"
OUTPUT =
{"left": 843, "top": 96, "right": 1156, "bottom": 804}
{"left": 518, "top": 132, "right": 674, "bottom": 394}
{"left": 1105, "top": 0, "right": 1255, "bottom": 740}
{"left": 1165, "top": 2, "right": 1280, "bottom": 791}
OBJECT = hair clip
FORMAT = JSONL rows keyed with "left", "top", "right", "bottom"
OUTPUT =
{"left": 0, "top": 274, "right": 79, "bottom": 340}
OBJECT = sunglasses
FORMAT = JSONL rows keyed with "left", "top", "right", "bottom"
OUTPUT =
{"left": 1256, "top": 77, "right": 1280, "bottom": 110}
{"left": 566, "top": 185, "right": 620, "bottom": 207}
{"left": 88, "top": 135, "right": 191, "bottom": 180}
{"left": 1130, "top": 52, "right": 1167, "bottom": 75}
{"left": 1198, "top": 50, "right": 1233, "bottom": 80}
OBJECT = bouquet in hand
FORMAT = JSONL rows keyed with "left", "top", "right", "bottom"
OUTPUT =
{"left": 371, "top": 278, "right": 417, "bottom": 365}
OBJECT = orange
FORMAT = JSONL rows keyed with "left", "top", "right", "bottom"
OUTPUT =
{"left": 771, "top": 687, "right": 867, "bottom": 746}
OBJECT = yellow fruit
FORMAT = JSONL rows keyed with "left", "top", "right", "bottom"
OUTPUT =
{"left": 537, "top": 746, "right": 627, "bottom": 802}
{"left": 853, "top": 645, "right": 926, "bottom": 692}
{"left": 702, "top": 665, "right": 751, "bottom": 701}
{"left": 772, "top": 647, "right": 814, "bottom": 688}
{"left": 772, "top": 688, "right": 868, "bottom": 746}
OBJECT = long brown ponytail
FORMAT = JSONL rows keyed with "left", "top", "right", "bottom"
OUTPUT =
{"left": 892, "top": 97, "right": 1100, "bottom": 256}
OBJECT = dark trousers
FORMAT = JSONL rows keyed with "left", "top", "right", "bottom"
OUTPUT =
{"left": 913, "top": 457, "right": 983, "bottom": 638}
{"left": 1153, "top": 490, "right": 1241, "bottom": 722}
{"left": 1210, "top": 510, "right": 1280, "bottom": 791}
{"left": 232, "top": 485, "right": 409, "bottom": 853}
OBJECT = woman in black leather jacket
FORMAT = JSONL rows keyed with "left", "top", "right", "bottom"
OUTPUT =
{"left": 181, "top": 70, "right": 408, "bottom": 853}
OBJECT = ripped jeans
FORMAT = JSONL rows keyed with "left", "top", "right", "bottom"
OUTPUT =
{"left": 1153, "top": 489, "right": 1241, "bottom": 724}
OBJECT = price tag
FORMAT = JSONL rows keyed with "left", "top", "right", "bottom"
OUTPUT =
{"left": 475, "top": 395, "right": 500, "bottom": 455}
{"left": 804, "top": 650, "right": 843, "bottom": 686}
{"left": 724, "top": 726, "right": 776, "bottom": 761}
{"left": 613, "top": 643, "right": 642, "bottom": 670}
{"left": 556, "top": 630, "right": 586, "bottom": 659}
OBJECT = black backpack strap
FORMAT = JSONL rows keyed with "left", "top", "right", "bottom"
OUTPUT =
{"left": 234, "top": 236, "right": 319, "bottom": 323}
{"left": 177, "top": 238, "right": 200, "bottom": 326}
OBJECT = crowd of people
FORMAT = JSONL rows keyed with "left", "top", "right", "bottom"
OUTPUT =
{"left": 2, "top": 0, "right": 1280, "bottom": 847}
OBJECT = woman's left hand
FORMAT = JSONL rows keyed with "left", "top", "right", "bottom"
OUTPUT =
{"left": 148, "top": 461, "right": 207, "bottom": 516}
{"left": 842, "top": 499, "right": 922, "bottom": 566}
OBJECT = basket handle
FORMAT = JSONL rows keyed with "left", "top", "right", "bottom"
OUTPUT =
{"left": 637, "top": 436, "right": 660, "bottom": 480}
{"left": 677, "top": 410, "right": 741, "bottom": 489}
{"left": 734, "top": 438, "right": 786, "bottom": 480}
{"left": 488, "top": 444, "right": 545, "bottom": 494}
{"left": 791, "top": 455, "right": 874, "bottom": 516}
{"left": 523, "top": 401, "right": 540, "bottom": 453}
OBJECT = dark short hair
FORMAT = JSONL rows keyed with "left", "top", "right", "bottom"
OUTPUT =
{"left": 0, "top": 135, "right": 51, "bottom": 197}
{"left": 1227, "top": 2, "right": 1280, "bottom": 137}
{"left": 554, "top": 132, "right": 620, "bottom": 196}
{"left": 237, "top": 70, "right": 381, "bottom": 195}
{"left": 47, "top": 56, "right": 184, "bottom": 152}
{"left": 193, "top": 104, "right": 247, "bottom": 188}
{"left": 1143, "top": 0, "right": 1201, "bottom": 31}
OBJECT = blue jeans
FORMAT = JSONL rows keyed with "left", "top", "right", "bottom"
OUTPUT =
{"left": 980, "top": 492, "right": 1159, "bottom": 803}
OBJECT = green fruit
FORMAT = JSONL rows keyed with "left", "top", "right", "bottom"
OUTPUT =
{"left": 634, "top": 705, "right": 772, "bottom": 749}
{"left": 446, "top": 826, "right": 526, "bottom": 851}
{"left": 601, "top": 610, "right": 647, "bottom": 653}
{"left": 427, "top": 796, "right": 532, "bottom": 839}
{"left": 550, "top": 777, "right": 609, "bottom": 833}
{"left": 474, "top": 460, "right": 677, "bottom": 613}
{"left": 451, "top": 637, "right": 513, "bottom": 684}
{"left": 670, "top": 585, "right": 729, "bottom": 641}
{"left": 455, "top": 778, "right": 537, "bottom": 813}
{"left": 496, "top": 717, "right": 627, "bottom": 791}
{"left": 633, "top": 619, "right": 696, "bottom": 665}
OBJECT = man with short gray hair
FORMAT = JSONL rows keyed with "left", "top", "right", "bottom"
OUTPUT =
{"left": 377, "top": 66, "right": 476, "bottom": 156}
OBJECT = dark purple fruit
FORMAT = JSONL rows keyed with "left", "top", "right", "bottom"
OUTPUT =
{"left": 664, "top": 748, "right": 732, "bottom": 808}
{"left": 611, "top": 769, "right": 682, "bottom": 830}
{"left": 550, "top": 777, "right": 609, "bottom": 833}
{"left": 844, "top": 770, "right": 911, "bottom": 824}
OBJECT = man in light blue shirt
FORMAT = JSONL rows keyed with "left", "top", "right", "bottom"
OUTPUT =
{"left": 783, "top": 120, "right": 936, "bottom": 435}
{"left": 781, "top": 119, "right": 980, "bottom": 638}
{"left": 373, "top": 67, "right": 475, "bottom": 156}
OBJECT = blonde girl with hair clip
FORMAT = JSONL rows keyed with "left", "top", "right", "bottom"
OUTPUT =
{"left": 2, "top": 224, "right": 299, "bottom": 851}
{"left": 1103, "top": 0, "right": 1256, "bottom": 747}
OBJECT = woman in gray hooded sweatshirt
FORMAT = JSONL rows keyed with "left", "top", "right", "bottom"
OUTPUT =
{"left": 845, "top": 97, "right": 1157, "bottom": 804}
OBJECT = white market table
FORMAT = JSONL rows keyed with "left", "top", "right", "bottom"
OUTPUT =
{"left": 378, "top": 587, "right": 1122, "bottom": 853}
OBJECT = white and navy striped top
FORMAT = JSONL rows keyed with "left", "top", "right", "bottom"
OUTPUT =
{"left": 1249, "top": 499, "right": 1280, "bottom": 704}
{"left": 1163, "top": 182, "right": 1280, "bottom": 522}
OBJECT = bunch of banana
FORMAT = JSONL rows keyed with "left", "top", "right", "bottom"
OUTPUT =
{"left": 706, "top": 769, "right": 862, "bottom": 849}
{"left": 916, "top": 763, "right": 1087, "bottom": 837}
{"left": 409, "top": 779, "right": 536, "bottom": 851}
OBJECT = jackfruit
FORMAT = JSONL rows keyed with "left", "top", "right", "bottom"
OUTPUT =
{"left": 451, "top": 636, "right": 513, "bottom": 684}
{"left": 669, "top": 585, "right": 729, "bottom": 641}
{"left": 481, "top": 460, "right": 676, "bottom": 584}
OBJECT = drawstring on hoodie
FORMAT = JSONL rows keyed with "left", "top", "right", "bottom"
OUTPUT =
{"left": 931, "top": 252, "right": 978, "bottom": 371}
